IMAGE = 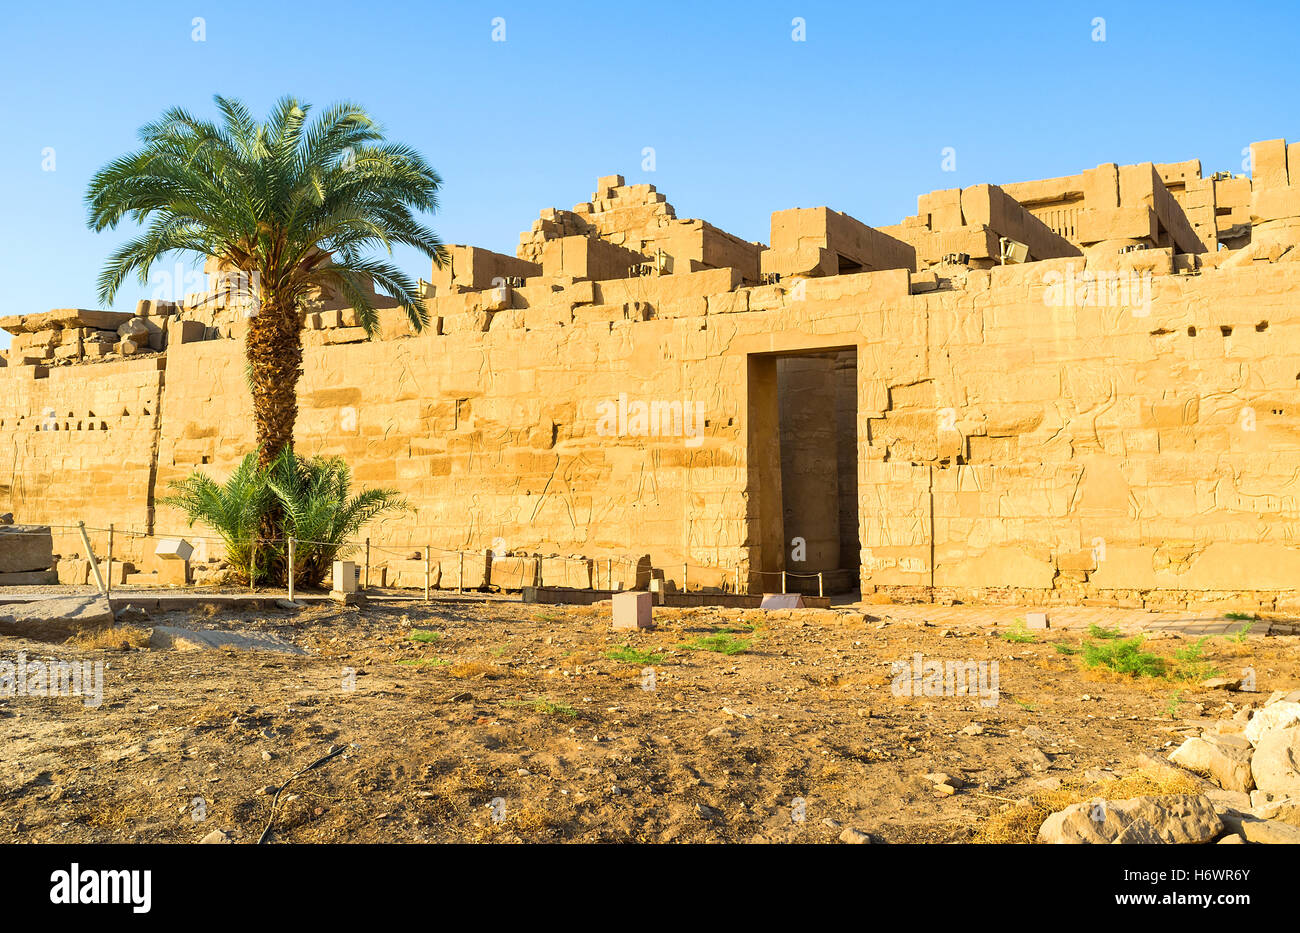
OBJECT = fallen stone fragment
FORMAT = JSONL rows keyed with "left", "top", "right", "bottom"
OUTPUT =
{"left": 1169, "top": 734, "right": 1255, "bottom": 793}
{"left": 838, "top": 827, "right": 876, "bottom": 844}
{"left": 0, "top": 595, "right": 113, "bottom": 642}
{"left": 1245, "top": 702, "right": 1300, "bottom": 745}
{"left": 1228, "top": 815, "right": 1300, "bottom": 845}
{"left": 199, "top": 829, "right": 232, "bottom": 844}
{"left": 1037, "top": 794, "right": 1222, "bottom": 844}
{"left": 149, "top": 626, "right": 306, "bottom": 655}
{"left": 1249, "top": 726, "right": 1300, "bottom": 798}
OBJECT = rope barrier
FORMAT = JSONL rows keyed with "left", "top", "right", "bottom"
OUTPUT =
{"left": 36, "top": 520, "right": 848, "bottom": 595}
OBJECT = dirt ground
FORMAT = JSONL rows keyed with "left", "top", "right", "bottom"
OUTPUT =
{"left": 1, "top": 595, "right": 1296, "bottom": 843}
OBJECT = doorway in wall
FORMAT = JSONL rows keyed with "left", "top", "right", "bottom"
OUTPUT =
{"left": 746, "top": 347, "right": 859, "bottom": 596}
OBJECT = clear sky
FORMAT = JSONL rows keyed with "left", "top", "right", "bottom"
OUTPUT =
{"left": 2, "top": 0, "right": 1298, "bottom": 348}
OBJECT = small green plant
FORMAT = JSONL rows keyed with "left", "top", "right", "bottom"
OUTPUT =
{"left": 1164, "top": 689, "right": 1185, "bottom": 719}
{"left": 1054, "top": 643, "right": 1079, "bottom": 656}
{"left": 1011, "top": 697, "right": 1037, "bottom": 712}
{"left": 1000, "top": 620, "right": 1035, "bottom": 643}
{"left": 1171, "top": 637, "right": 1221, "bottom": 682}
{"left": 1224, "top": 611, "right": 1257, "bottom": 621}
{"left": 502, "top": 697, "right": 578, "bottom": 718}
{"left": 605, "top": 644, "right": 665, "bottom": 665}
{"left": 679, "top": 633, "right": 752, "bottom": 655}
{"left": 397, "top": 657, "right": 449, "bottom": 667}
{"left": 533, "top": 611, "right": 562, "bottom": 623}
{"left": 409, "top": 629, "right": 441, "bottom": 644}
{"left": 489, "top": 643, "right": 510, "bottom": 657}
{"left": 1087, "top": 624, "right": 1124, "bottom": 640}
{"left": 1228, "top": 622, "right": 1255, "bottom": 644}
{"left": 1081, "top": 635, "right": 1166, "bottom": 678}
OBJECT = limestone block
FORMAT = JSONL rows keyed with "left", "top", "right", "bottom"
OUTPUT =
{"left": 1251, "top": 138, "right": 1289, "bottom": 191}
{"left": 56, "top": 558, "right": 90, "bottom": 585}
{"left": 167, "top": 319, "right": 206, "bottom": 345}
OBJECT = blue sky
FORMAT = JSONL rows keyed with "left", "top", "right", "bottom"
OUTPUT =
{"left": 1, "top": 0, "right": 1298, "bottom": 348}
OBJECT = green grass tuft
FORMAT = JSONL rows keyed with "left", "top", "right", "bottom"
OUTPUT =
{"left": 678, "top": 633, "right": 752, "bottom": 655}
{"left": 605, "top": 644, "right": 665, "bottom": 665}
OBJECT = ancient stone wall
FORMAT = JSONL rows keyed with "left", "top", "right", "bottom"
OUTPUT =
{"left": 7, "top": 148, "right": 1300, "bottom": 607}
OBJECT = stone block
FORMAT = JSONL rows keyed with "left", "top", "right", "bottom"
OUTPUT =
{"left": 1025, "top": 611, "right": 1049, "bottom": 629}
{"left": 155, "top": 537, "right": 194, "bottom": 562}
{"left": 612, "top": 591, "right": 653, "bottom": 630}
{"left": 490, "top": 555, "right": 538, "bottom": 589}
{"left": 0, "top": 525, "right": 54, "bottom": 573}
{"left": 332, "top": 560, "right": 358, "bottom": 593}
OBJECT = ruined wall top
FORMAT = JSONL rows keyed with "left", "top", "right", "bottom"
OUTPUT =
{"left": 8, "top": 139, "right": 1300, "bottom": 370}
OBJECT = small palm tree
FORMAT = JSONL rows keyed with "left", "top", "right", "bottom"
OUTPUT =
{"left": 160, "top": 448, "right": 410, "bottom": 588}
{"left": 265, "top": 448, "right": 410, "bottom": 587}
{"left": 86, "top": 95, "right": 446, "bottom": 468}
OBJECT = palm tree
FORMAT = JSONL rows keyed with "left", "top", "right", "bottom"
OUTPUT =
{"left": 86, "top": 94, "right": 446, "bottom": 467}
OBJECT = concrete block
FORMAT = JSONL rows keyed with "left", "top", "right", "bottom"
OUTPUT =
{"left": 1025, "top": 611, "right": 1049, "bottom": 629}
{"left": 612, "top": 591, "right": 653, "bottom": 630}
{"left": 333, "top": 560, "right": 358, "bottom": 593}
{"left": 759, "top": 593, "right": 805, "bottom": 610}
{"left": 155, "top": 538, "right": 194, "bottom": 562}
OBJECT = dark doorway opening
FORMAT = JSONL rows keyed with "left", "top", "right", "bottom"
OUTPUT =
{"left": 746, "top": 347, "right": 859, "bottom": 596}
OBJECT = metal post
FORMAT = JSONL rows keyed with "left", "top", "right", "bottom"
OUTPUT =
{"left": 457, "top": 552, "right": 464, "bottom": 594}
{"left": 606, "top": 558, "right": 612, "bottom": 592}
{"left": 735, "top": 566, "right": 741, "bottom": 595}
{"left": 425, "top": 547, "right": 431, "bottom": 602}
{"left": 781, "top": 570, "right": 787, "bottom": 594}
{"left": 818, "top": 571, "right": 824, "bottom": 598}
{"left": 106, "top": 523, "right": 114, "bottom": 599}
{"left": 364, "top": 537, "right": 370, "bottom": 590}
{"left": 683, "top": 562, "right": 688, "bottom": 594}
{"left": 287, "top": 537, "right": 296, "bottom": 602}
{"left": 78, "top": 521, "right": 107, "bottom": 597}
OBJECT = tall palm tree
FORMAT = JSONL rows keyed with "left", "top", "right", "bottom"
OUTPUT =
{"left": 86, "top": 94, "right": 446, "bottom": 467}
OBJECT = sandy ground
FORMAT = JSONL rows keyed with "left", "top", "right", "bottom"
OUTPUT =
{"left": 0, "top": 596, "right": 1295, "bottom": 843}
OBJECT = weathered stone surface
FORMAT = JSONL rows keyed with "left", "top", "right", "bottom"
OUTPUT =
{"left": 1169, "top": 735, "right": 1255, "bottom": 793}
{"left": 1250, "top": 726, "right": 1300, "bottom": 798}
{"left": 0, "top": 569, "right": 58, "bottom": 585}
{"left": 7, "top": 159, "right": 1300, "bottom": 608}
{"left": 0, "top": 525, "right": 54, "bottom": 573}
{"left": 1233, "top": 816, "right": 1300, "bottom": 844}
{"left": 1037, "top": 795, "right": 1223, "bottom": 844}
{"left": 149, "top": 625, "right": 306, "bottom": 655}
{"left": 0, "top": 595, "right": 114, "bottom": 642}
{"left": 1245, "top": 702, "right": 1300, "bottom": 745}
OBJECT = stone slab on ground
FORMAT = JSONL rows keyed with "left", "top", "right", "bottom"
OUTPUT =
{"left": 149, "top": 625, "right": 307, "bottom": 655}
{"left": 0, "top": 569, "right": 58, "bottom": 585}
{"left": 0, "top": 525, "right": 54, "bottom": 574}
{"left": 0, "top": 595, "right": 114, "bottom": 642}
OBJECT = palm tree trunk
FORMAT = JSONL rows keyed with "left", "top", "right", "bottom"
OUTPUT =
{"left": 245, "top": 296, "right": 302, "bottom": 584}
{"left": 246, "top": 297, "right": 302, "bottom": 467}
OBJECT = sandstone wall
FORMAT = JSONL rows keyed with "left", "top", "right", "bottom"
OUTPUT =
{"left": 0, "top": 358, "right": 165, "bottom": 560}
{"left": 9, "top": 157, "right": 1300, "bottom": 606}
